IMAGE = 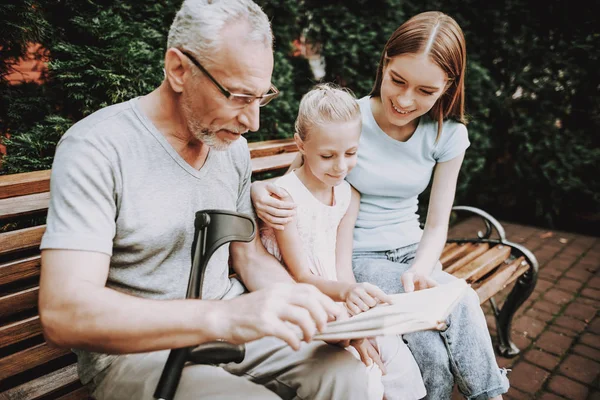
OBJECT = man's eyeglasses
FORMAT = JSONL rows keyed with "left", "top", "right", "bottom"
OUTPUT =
{"left": 180, "top": 50, "right": 279, "bottom": 108}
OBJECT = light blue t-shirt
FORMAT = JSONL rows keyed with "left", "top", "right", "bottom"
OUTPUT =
{"left": 346, "top": 96, "right": 470, "bottom": 252}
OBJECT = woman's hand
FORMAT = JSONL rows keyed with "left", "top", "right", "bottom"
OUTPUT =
{"left": 343, "top": 282, "right": 394, "bottom": 316}
{"left": 401, "top": 269, "right": 438, "bottom": 292}
{"left": 350, "top": 338, "right": 386, "bottom": 374}
{"left": 250, "top": 181, "right": 297, "bottom": 230}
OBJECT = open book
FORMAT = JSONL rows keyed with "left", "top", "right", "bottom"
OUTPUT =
{"left": 314, "top": 279, "right": 470, "bottom": 341}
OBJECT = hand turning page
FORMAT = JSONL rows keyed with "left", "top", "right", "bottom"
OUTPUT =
{"left": 314, "top": 279, "right": 470, "bottom": 341}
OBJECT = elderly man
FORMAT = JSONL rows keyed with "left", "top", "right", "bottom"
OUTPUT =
{"left": 38, "top": 0, "right": 369, "bottom": 399}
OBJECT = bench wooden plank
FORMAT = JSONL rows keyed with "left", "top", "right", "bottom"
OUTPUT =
{"left": 504, "top": 260, "right": 531, "bottom": 287}
{"left": 443, "top": 243, "right": 490, "bottom": 274}
{"left": 0, "top": 171, "right": 51, "bottom": 200}
{"left": 0, "top": 342, "right": 71, "bottom": 381}
{"left": 0, "top": 192, "right": 50, "bottom": 220}
{"left": 0, "top": 363, "right": 81, "bottom": 400}
{"left": 248, "top": 139, "right": 297, "bottom": 158}
{"left": 251, "top": 152, "right": 298, "bottom": 174}
{"left": 0, "top": 287, "right": 39, "bottom": 320}
{"left": 54, "top": 386, "right": 90, "bottom": 400}
{"left": 0, "top": 226, "right": 45, "bottom": 257}
{"left": 473, "top": 257, "right": 524, "bottom": 303}
{"left": 452, "top": 245, "right": 511, "bottom": 282}
{"left": 440, "top": 243, "right": 473, "bottom": 266}
{"left": 441, "top": 243, "right": 458, "bottom": 257}
{"left": 0, "top": 316, "right": 41, "bottom": 349}
{"left": 0, "top": 256, "right": 41, "bottom": 286}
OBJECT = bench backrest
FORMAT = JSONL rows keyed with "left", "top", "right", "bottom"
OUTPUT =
{"left": 0, "top": 138, "right": 299, "bottom": 398}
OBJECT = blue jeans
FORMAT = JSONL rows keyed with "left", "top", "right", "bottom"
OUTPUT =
{"left": 353, "top": 244, "right": 509, "bottom": 400}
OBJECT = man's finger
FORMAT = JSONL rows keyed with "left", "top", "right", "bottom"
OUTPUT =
{"left": 269, "top": 321, "right": 302, "bottom": 351}
{"left": 280, "top": 306, "right": 317, "bottom": 343}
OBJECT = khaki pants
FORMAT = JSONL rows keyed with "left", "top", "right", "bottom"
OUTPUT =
{"left": 92, "top": 337, "right": 370, "bottom": 400}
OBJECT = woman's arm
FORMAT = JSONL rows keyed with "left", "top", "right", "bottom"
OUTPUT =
{"left": 403, "top": 151, "right": 466, "bottom": 290}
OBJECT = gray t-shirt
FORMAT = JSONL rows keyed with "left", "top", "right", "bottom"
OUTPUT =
{"left": 346, "top": 96, "right": 470, "bottom": 251}
{"left": 40, "top": 98, "right": 254, "bottom": 384}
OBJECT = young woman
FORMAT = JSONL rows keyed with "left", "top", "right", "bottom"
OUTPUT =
{"left": 252, "top": 11, "right": 509, "bottom": 400}
{"left": 260, "top": 83, "right": 426, "bottom": 400}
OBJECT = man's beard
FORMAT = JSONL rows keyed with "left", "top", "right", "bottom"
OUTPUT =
{"left": 182, "top": 97, "right": 240, "bottom": 151}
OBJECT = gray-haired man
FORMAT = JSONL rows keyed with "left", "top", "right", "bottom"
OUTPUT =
{"left": 38, "top": 0, "right": 370, "bottom": 398}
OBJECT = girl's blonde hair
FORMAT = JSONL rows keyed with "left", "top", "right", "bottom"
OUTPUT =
{"left": 295, "top": 83, "right": 361, "bottom": 141}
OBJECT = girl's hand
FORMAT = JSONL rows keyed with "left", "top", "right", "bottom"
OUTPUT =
{"left": 401, "top": 269, "right": 438, "bottom": 292}
{"left": 350, "top": 338, "right": 386, "bottom": 374}
{"left": 343, "top": 283, "right": 394, "bottom": 316}
{"left": 250, "top": 181, "right": 296, "bottom": 230}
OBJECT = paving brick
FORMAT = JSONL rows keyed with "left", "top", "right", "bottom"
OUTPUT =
{"left": 509, "top": 361, "right": 550, "bottom": 393}
{"left": 563, "top": 301, "right": 597, "bottom": 321}
{"left": 555, "top": 277, "right": 584, "bottom": 294}
{"left": 523, "top": 349, "right": 561, "bottom": 371}
{"left": 552, "top": 315, "right": 588, "bottom": 333}
{"left": 532, "top": 300, "right": 562, "bottom": 315}
{"left": 506, "top": 386, "right": 532, "bottom": 399}
{"left": 572, "top": 343, "right": 600, "bottom": 361}
{"left": 537, "top": 392, "right": 567, "bottom": 400}
{"left": 542, "top": 288, "right": 575, "bottom": 306}
{"left": 579, "top": 332, "right": 600, "bottom": 349}
{"left": 589, "top": 276, "right": 600, "bottom": 290}
{"left": 540, "top": 267, "right": 564, "bottom": 280}
{"left": 564, "top": 268, "right": 594, "bottom": 282}
{"left": 513, "top": 315, "right": 547, "bottom": 338}
{"left": 558, "top": 353, "right": 600, "bottom": 384}
{"left": 547, "top": 375, "right": 589, "bottom": 399}
{"left": 588, "top": 316, "right": 600, "bottom": 334}
{"left": 581, "top": 287, "right": 600, "bottom": 300}
{"left": 534, "top": 278, "right": 554, "bottom": 294}
{"left": 525, "top": 307, "right": 554, "bottom": 323}
{"left": 549, "top": 325, "right": 578, "bottom": 337}
{"left": 512, "top": 332, "right": 533, "bottom": 351}
{"left": 535, "top": 331, "right": 574, "bottom": 356}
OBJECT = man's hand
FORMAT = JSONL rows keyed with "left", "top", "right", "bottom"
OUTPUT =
{"left": 350, "top": 338, "right": 386, "bottom": 374}
{"left": 401, "top": 269, "right": 438, "bottom": 292}
{"left": 250, "top": 181, "right": 296, "bottom": 230}
{"left": 216, "top": 283, "right": 344, "bottom": 350}
{"left": 343, "top": 283, "right": 394, "bottom": 316}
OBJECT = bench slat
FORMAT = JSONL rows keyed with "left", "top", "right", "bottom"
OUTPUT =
{"left": 443, "top": 243, "right": 490, "bottom": 274}
{"left": 251, "top": 152, "right": 298, "bottom": 174}
{"left": 0, "top": 192, "right": 50, "bottom": 220}
{"left": 440, "top": 243, "right": 473, "bottom": 266}
{"left": 248, "top": 139, "right": 297, "bottom": 158}
{"left": 441, "top": 243, "right": 458, "bottom": 257}
{"left": 0, "top": 226, "right": 45, "bottom": 257}
{"left": 0, "top": 316, "right": 41, "bottom": 349}
{"left": 0, "top": 256, "right": 41, "bottom": 286}
{"left": 0, "top": 342, "right": 71, "bottom": 381}
{"left": 54, "top": 386, "right": 90, "bottom": 400}
{"left": 0, "top": 171, "right": 51, "bottom": 200}
{"left": 0, "top": 363, "right": 80, "bottom": 400}
{"left": 0, "top": 287, "right": 39, "bottom": 320}
{"left": 473, "top": 257, "right": 524, "bottom": 303}
{"left": 452, "top": 245, "right": 511, "bottom": 282}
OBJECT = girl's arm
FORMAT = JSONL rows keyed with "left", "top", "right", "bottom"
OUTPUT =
{"left": 402, "top": 151, "right": 466, "bottom": 291}
{"left": 335, "top": 187, "right": 393, "bottom": 314}
{"left": 273, "top": 190, "right": 350, "bottom": 302}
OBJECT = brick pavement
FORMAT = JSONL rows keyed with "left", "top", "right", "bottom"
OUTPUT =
{"left": 448, "top": 217, "right": 599, "bottom": 400}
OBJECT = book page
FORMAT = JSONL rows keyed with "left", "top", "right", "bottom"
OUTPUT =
{"left": 314, "top": 279, "right": 469, "bottom": 340}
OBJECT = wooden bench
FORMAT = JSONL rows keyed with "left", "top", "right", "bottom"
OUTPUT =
{"left": 0, "top": 138, "right": 538, "bottom": 399}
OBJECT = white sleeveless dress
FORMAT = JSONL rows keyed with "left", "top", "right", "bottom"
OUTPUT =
{"left": 260, "top": 171, "right": 427, "bottom": 400}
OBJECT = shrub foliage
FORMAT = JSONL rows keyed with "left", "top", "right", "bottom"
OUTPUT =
{"left": 1, "top": 0, "right": 597, "bottom": 234}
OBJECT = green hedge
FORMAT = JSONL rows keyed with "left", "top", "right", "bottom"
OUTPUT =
{"left": 1, "top": 0, "right": 598, "bottom": 235}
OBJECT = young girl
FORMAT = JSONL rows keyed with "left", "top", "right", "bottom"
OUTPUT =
{"left": 253, "top": 12, "right": 509, "bottom": 400}
{"left": 259, "top": 83, "right": 426, "bottom": 400}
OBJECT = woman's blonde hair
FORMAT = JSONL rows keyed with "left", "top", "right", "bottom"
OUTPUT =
{"left": 295, "top": 83, "right": 361, "bottom": 141}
